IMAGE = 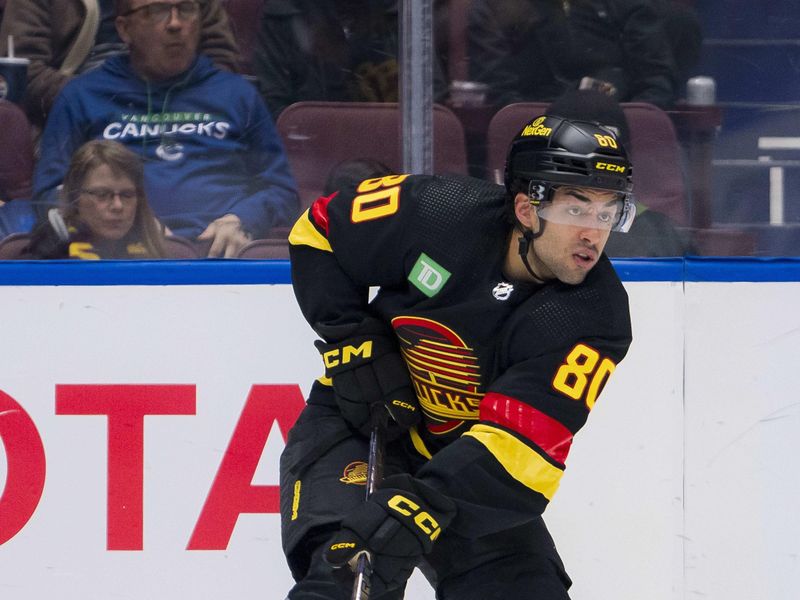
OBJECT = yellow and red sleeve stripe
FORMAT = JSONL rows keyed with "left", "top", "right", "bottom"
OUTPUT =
{"left": 462, "top": 393, "right": 574, "bottom": 500}
{"left": 463, "top": 424, "right": 564, "bottom": 500}
{"left": 479, "top": 392, "right": 573, "bottom": 464}
{"left": 288, "top": 194, "right": 336, "bottom": 252}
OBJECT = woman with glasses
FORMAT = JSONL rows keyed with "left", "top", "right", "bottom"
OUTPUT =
{"left": 25, "top": 139, "right": 167, "bottom": 259}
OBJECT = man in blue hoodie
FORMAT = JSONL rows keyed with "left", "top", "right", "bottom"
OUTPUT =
{"left": 33, "top": 0, "right": 299, "bottom": 257}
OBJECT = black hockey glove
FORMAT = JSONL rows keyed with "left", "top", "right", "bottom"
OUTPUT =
{"left": 315, "top": 335, "right": 420, "bottom": 438}
{"left": 324, "top": 474, "right": 456, "bottom": 596}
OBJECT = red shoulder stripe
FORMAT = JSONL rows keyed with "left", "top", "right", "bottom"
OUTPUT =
{"left": 310, "top": 192, "right": 337, "bottom": 236}
{"left": 479, "top": 392, "right": 573, "bottom": 464}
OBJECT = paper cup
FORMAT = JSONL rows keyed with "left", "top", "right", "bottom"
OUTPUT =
{"left": 0, "top": 57, "right": 30, "bottom": 105}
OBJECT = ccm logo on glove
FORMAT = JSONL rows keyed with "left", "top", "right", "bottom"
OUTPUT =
{"left": 314, "top": 335, "right": 420, "bottom": 438}
{"left": 330, "top": 541, "right": 357, "bottom": 551}
{"left": 391, "top": 399, "right": 416, "bottom": 412}
{"left": 321, "top": 341, "right": 373, "bottom": 368}
{"left": 388, "top": 494, "right": 441, "bottom": 541}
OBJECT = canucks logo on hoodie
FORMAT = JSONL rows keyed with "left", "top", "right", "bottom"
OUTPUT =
{"left": 103, "top": 112, "right": 231, "bottom": 143}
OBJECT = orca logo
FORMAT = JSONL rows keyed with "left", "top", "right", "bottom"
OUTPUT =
{"left": 156, "top": 141, "right": 184, "bottom": 161}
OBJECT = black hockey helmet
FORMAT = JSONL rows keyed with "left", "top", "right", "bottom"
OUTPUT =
{"left": 504, "top": 115, "right": 636, "bottom": 232}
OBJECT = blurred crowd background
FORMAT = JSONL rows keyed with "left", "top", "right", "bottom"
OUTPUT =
{"left": 0, "top": 0, "right": 797, "bottom": 259}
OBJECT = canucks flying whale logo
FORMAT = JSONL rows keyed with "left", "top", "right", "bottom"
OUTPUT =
{"left": 156, "top": 141, "right": 185, "bottom": 161}
{"left": 339, "top": 461, "right": 368, "bottom": 485}
{"left": 392, "top": 316, "right": 483, "bottom": 435}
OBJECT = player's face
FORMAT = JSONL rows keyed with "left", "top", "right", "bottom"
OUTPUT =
{"left": 116, "top": 0, "right": 201, "bottom": 81}
{"left": 77, "top": 164, "right": 139, "bottom": 241}
{"left": 525, "top": 186, "right": 618, "bottom": 284}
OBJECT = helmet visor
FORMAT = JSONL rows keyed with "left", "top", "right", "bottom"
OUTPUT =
{"left": 534, "top": 189, "right": 637, "bottom": 233}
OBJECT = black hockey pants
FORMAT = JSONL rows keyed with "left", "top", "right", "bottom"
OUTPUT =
{"left": 279, "top": 383, "right": 571, "bottom": 600}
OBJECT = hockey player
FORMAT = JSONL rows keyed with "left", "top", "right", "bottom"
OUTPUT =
{"left": 281, "top": 114, "right": 636, "bottom": 599}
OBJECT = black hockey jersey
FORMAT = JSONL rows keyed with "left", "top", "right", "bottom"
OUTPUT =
{"left": 288, "top": 173, "right": 632, "bottom": 537}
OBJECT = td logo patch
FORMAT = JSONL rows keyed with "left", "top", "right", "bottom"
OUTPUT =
{"left": 409, "top": 253, "right": 451, "bottom": 298}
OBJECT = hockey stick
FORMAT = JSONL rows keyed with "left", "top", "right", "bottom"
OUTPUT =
{"left": 350, "top": 408, "right": 387, "bottom": 600}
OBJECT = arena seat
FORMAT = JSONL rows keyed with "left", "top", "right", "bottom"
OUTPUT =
{"left": 622, "top": 103, "right": 688, "bottom": 225}
{"left": 236, "top": 237, "right": 290, "bottom": 259}
{"left": 485, "top": 101, "right": 689, "bottom": 226}
{"left": 0, "top": 232, "right": 32, "bottom": 259}
{"left": 163, "top": 235, "right": 202, "bottom": 258}
{"left": 485, "top": 102, "right": 549, "bottom": 185}
{"left": 276, "top": 101, "right": 469, "bottom": 210}
{"left": 0, "top": 99, "right": 35, "bottom": 201}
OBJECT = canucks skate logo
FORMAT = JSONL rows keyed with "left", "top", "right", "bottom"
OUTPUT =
{"left": 409, "top": 253, "right": 451, "bottom": 298}
{"left": 492, "top": 282, "right": 514, "bottom": 301}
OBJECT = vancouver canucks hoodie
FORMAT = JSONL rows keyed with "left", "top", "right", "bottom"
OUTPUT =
{"left": 34, "top": 54, "right": 299, "bottom": 239}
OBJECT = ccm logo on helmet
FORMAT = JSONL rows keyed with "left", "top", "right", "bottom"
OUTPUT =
{"left": 595, "top": 162, "right": 626, "bottom": 173}
{"left": 388, "top": 494, "right": 442, "bottom": 541}
{"left": 322, "top": 342, "right": 373, "bottom": 368}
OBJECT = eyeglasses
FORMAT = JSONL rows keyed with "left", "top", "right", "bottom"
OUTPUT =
{"left": 81, "top": 188, "right": 138, "bottom": 205}
{"left": 122, "top": 1, "right": 200, "bottom": 24}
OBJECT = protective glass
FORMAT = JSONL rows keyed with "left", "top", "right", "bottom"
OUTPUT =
{"left": 535, "top": 194, "right": 636, "bottom": 233}
{"left": 123, "top": 1, "right": 200, "bottom": 23}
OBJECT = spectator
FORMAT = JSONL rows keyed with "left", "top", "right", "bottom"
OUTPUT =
{"left": 253, "top": 0, "right": 449, "bottom": 120}
{"left": 0, "top": 201, "right": 37, "bottom": 238}
{"left": 468, "top": 0, "right": 679, "bottom": 108}
{"left": 651, "top": 0, "right": 703, "bottom": 91}
{"left": 322, "top": 157, "right": 392, "bottom": 196}
{"left": 0, "top": 0, "right": 240, "bottom": 131}
{"left": 546, "top": 88, "right": 693, "bottom": 256}
{"left": 32, "top": 0, "right": 299, "bottom": 257}
{"left": 24, "top": 139, "right": 167, "bottom": 259}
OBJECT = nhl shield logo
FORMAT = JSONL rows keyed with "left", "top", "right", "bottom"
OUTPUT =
{"left": 492, "top": 282, "right": 514, "bottom": 301}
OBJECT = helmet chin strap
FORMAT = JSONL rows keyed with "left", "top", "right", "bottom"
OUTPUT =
{"left": 517, "top": 220, "right": 546, "bottom": 282}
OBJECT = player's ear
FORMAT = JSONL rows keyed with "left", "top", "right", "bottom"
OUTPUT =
{"left": 514, "top": 193, "right": 537, "bottom": 228}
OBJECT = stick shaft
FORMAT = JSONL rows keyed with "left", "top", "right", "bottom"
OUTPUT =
{"left": 351, "top": 554, "right": 371, "bottom": 600}
{"left": 351, "top": 418, "right": 386, "bottom": 600}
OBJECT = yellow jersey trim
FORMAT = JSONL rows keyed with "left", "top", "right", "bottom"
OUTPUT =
{"left": 463, "top": 423, "right": 563, "bottom": 500}
{"left": 288, "top": 212, "right": 333, "bottom": 252}
{"left": 409, "top": 426, "right": 433, "bottom": 459}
